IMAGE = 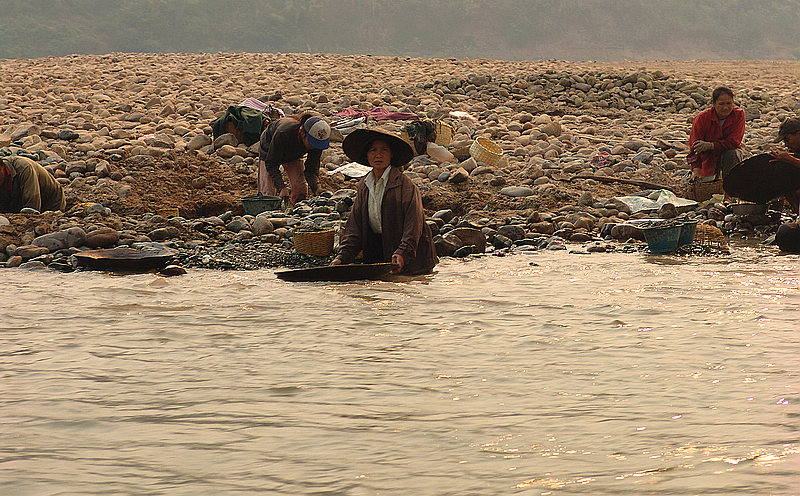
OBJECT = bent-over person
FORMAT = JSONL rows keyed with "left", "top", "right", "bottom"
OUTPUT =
{"left": 0, "top": 156, "right": 65, "bottom": 213}
{"left": 257, "top": 114, "right": 330, "bottom": 205}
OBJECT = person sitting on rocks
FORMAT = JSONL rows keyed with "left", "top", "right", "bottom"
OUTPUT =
{"left": 688, "top": 86, "right": 746, "bottom": 182}
{"left": 258, "top": 113, "right": 330, "bottom": 205}
{"left": 768, "top": 117, "right": 800, "bottom": 214}
{"left": 331, "top": 128, "right": 438, "bottom": 275}
{"left": 0, "top": 155, "right": 66, "bottom": 213}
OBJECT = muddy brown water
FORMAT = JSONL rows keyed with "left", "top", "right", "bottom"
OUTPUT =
{"left": 1, "top": 248, "right": 798, "bottom": 495}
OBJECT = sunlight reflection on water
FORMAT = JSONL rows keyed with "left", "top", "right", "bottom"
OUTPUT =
{"left": 1, "top": 249, "right": 798, "bottom": 495}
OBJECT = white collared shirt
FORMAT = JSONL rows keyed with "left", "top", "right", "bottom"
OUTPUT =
{"left": 365, "top": 169, "right": 388, "bottom": 234}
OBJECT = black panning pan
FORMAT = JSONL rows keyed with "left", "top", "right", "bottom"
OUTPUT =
{"left": 72, "top": 247, "right": 176, "bottom": 272}
{"left": 275, "top": 263, "right": 396, "bottom": 282}
{"left": 723, "top": 153, "right": 800, "bottom": 204}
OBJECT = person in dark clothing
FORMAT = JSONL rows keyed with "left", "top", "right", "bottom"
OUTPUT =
{"left": 769, "top": 117, "right": 800, "bottom": 214}
{"left": 0, "top": 156, "right": 65, "bottom": 213}
{"left": 332, "top": 129, "right": 437, "bottom": 276}
{"left": 258, "top": 114, "right": 330, "bottom": 205}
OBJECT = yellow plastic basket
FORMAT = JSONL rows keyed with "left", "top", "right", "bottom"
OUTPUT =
{"left": 293, "top": 229, "right": 335, "bottom": 256}
{"left": 469, "top": 137, "right": 502, "bottom": 166}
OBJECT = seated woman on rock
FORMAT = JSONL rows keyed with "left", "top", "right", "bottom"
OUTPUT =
{"left": 331, "top": 129, "right": 438, "bottom": 275}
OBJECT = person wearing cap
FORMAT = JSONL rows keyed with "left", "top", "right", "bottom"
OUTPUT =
{"left": 0, "top": 155, "right": 65, "bottom": 213}
{"left": 257, "top": 113, "right": 330, "bottom": 205}
{"left": 688, "top": 86, "right": 746, "bottom": 181}
{"left": 769, "top": 117, "right": 800, "bottom": 213}
{"left": 331, "top": 129, "right": 438, "bottom": 275}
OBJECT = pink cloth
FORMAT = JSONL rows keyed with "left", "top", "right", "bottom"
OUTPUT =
{"left": 335, "top": 107, "right": 417, "bottom": 121}
{"left": 240, "top": 98, "right": 285, "bottom": 117}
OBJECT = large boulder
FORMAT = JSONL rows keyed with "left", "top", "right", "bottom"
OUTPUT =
{"left": 32, "top": 227, "right": 86, "bottom": 251}
{"left": 448, "top": 227, "right": 486, "bottom": 253}
{"left": 435, "top": 234, "right": 462, "bottom": 257}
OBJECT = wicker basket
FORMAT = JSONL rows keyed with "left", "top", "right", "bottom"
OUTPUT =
{"left": 434, "top": 120, "right": 454, "bottom": 146}
{"left": 687, "top": 179, "right": 723, "bottom": 202}
{"left": 693, "top": 223, "right": 727, "bottom": 246}
{"left": 469, "top": 137, "right": 502, "bottom": 166}
{"left": 293, "top": 229, "right": 335, "bottom": 256}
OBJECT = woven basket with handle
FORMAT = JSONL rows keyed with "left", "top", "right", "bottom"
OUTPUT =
{"left": 293, "top": 229, "right": 335, "bottom": 256}
{"left": 469, "top": 137, "right": 502, "bottom": 166}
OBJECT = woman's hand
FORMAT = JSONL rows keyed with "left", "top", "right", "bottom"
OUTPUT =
{"left": 391, "top": 254, "right": 404, "bottom": 273}
{"left": 692, "top": 140, "right": 713, "bottom": 153}
{"left": 769, "top": 148, "right": 800, "bottom": 167}
{"left": 331, "top": 257, "right": 342, "bottom": 266}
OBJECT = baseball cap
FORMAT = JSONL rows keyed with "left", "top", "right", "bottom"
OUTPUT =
{"left": 303, "top": 116, "right": 331, "bottom": 150}
{"left": 775, "top": 117, "right": 800, "bottom": 142}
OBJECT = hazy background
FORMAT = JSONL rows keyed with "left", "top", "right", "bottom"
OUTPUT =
{"left": 2, "top": 0, "right": 799, "bottom": 60}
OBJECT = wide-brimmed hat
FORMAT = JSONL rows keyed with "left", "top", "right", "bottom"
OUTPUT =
{"left": 775, "top": 117, "right": 800, "bottom": 142}
{"left": 342, "top": 128, "right": 414, "bottom": 167}
{"left": 302, "top": 116, "right": 331, "bottom": 150}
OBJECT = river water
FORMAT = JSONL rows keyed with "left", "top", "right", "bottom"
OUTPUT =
{"left": 1, "top": 247, "right": 798, "bottom": 495}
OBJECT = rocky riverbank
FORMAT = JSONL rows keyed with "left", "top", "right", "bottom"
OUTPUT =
{"left": 1, "top": 54, "right": 799, "bottom": 272}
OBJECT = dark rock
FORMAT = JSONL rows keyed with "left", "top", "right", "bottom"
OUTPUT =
{"left": 147, "top": 228, "right": 171, "bottom": 241}
{"left": 497, "top": 225, "right": 525, "bottom": 241}
{"left": 529, "top": 221, "right": 555, "bottom": 235}
{"left": 569, "top": 232, "right": 593, "bottom": 242}
{"left": 434, "top": 234, "right": 461, "bottom": 257}
{"left": 192, "top": 176, "right": 208, "bottom": 189}
{"left": 658, "top": 203, "right": 678, "bottom": 219}
{"left": 452, "top": 245, "right": 475, "bottom": 258}
{"left": 610, "top": 224, "right": 645, "bottom": 241}
{"left": 448, "top": 227, "right": 486, "bottom": 252}
{"left": 84, "top": 227, "right": 120, "bottom": 248}
{"left": 15, "top": 245, "right": 50, "bottom": 259}
{"left": 58, "top": 130, "right": 80, "bottom": 141}
{"left": 5, "top": 255, "right": 23, "bottom": 268}
{"left": 159, "top": 265, "right": 187, "bottom": 277}
{"left": 489, "top": 234, "right": 513, "bottom": 249}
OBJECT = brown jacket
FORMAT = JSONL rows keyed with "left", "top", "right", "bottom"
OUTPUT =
{"left": 0, "top": 156, "right": 66, "bottom": 213}
{"left": 338, "top": 166, "right": 438, "bottom": 275}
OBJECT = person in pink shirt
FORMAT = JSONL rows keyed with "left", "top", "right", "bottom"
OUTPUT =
{"left": 688, "top": 86, "right": 746, "bottom": 182}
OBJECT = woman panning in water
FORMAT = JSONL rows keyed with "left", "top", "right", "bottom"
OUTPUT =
{"left": 331, "top": 129, "right": 438, "bottom": 275}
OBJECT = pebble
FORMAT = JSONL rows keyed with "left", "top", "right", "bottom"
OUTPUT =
{"left": 500, "top": 186, "right": 535, "bottom": 197}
